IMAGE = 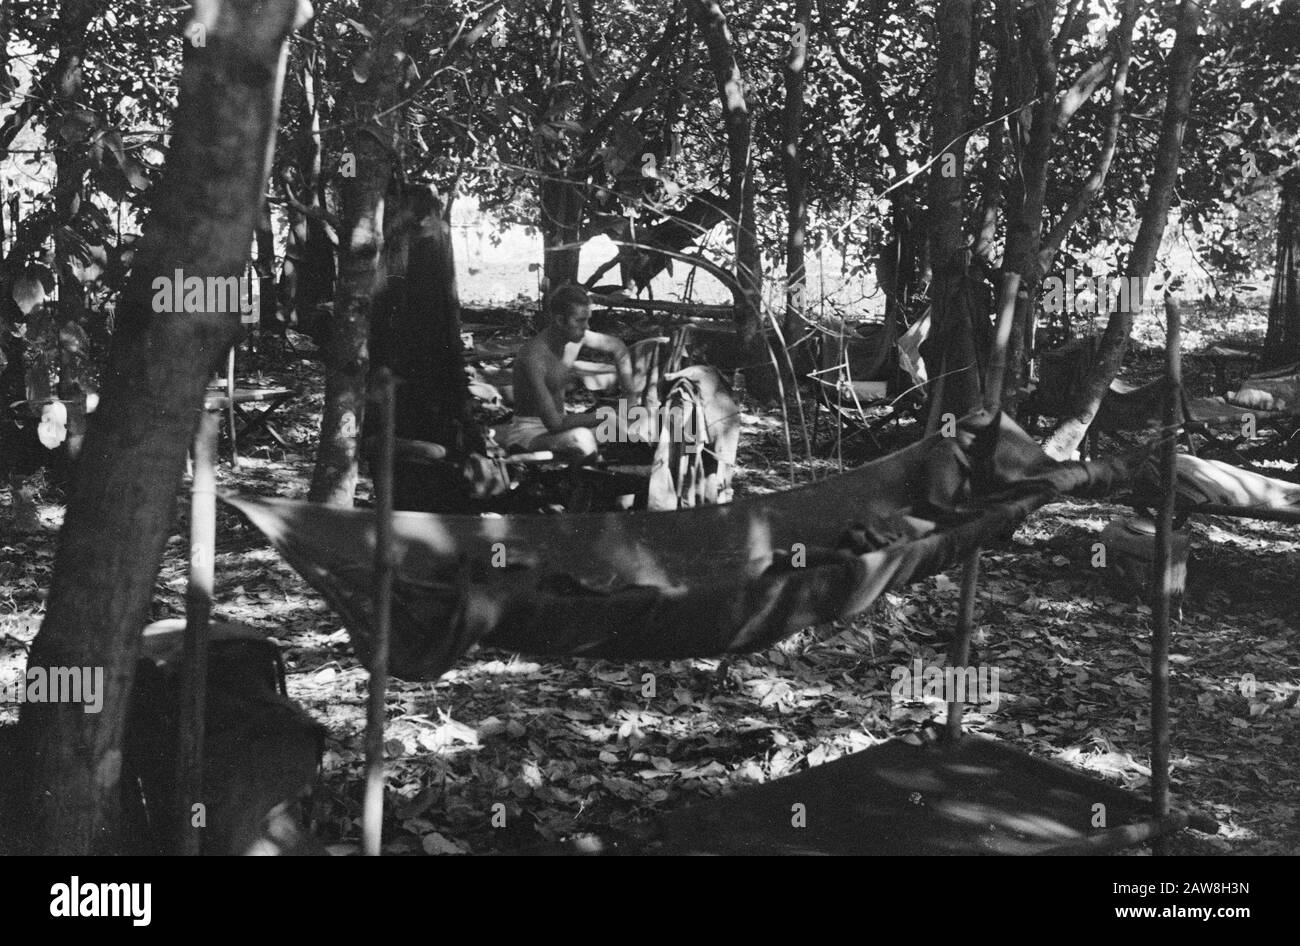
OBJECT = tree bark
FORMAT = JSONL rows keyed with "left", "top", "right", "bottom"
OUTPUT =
{"left": 539, "top": 175, "right": 585, "bottom": 295}
{"left": 688, "top": 0, "right": 761, "bottom": 348}
{"left": 308, "top": 7, "right": 403, "bottom": 506}
{"left": 371, "top": 186, "right": 484, "bottom": 512}
{"left": 782, "top": 0, "right": 812, "bottom": 370}
{"left": 18, "top": 0, "right": 303, "bottom": 855}
{"left": 995, "top": 0, "right": 1134, "bottom": 412}
{"left": 997, "top": 0, "right": 1057, "bottom": 411}
{"left": 1264, "top": 170, "right": 1300, "bottom": 366}
{"left": 280, "top": 35, "right": 336, "bottom": 338}
{"left": 1036, "top": 0, "right": 1137, "bottom": 275}
{"left": 1044, "top": 0, "right": 1203, "bottom": 460}
{"left": 922, "top": 0, "right": 979, "bottom": 426}
{"left": 254, "top": 197, "right": 278, "bottom": 330}
{"left": 971, "top": 17, "right": 1008, "bottom": 269}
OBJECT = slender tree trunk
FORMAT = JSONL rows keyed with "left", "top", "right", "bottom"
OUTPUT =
{"left": 1036, "top": 0, "right": 1137, "bottom": 276}
{"left": 994, "top": 0, "right": 1133, "bottom": 412}
{"left": 255, "top": 198, "right": 277, "bottom": 330}
{"left": 18, "top": 0, "right": 303, "bottom": 855}
{"left": 922, "top": 0, "right": 979, "bottom": 425}
{"left": 997, "top": 0, "right": 1057, "bottom": 411}
{"left": 308, "top": 9, "right": 402, "bottom": 505}
{"left": 782, "top": 0, "right": 812, "bottom": 370}
{"left": 1044, "top": 0, "right": 1203, "bottom": 460}
{"left": 690, "top": 0, "right": 771, "bottom": 396}
{"left": 971, "top": 26, "right": 1007, "bottom": 269}
{"left": 371, "top": 186, "right": 484, "bottom": 511}
{"left": 1264, "top": 170, "right": 1300, "bottom": 367}
{"left": 689, "top": 0, "right": 761, "bottom": 347}
{"left": 280, "top": 37, "right": 335, "bottom": 338}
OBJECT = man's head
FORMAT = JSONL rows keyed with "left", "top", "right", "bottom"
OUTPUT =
{"left": 548, "top": 284, "right": 591, "bottom": 343}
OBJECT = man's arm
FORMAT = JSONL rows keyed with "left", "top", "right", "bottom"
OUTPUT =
{"left": 582, "top": 331, "right": 636, "bottom": 396}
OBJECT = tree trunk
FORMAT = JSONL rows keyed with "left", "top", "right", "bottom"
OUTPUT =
{"left": 1264, "top": 170, "right": 1300, "bottom": 367}
{"left": 689, "top": 0, "right": 770, "bottom": 396}
{"left": 922, "top": 0, "right": 980, "bottom": 426}
{"left": 539, "top": 175, "right": 585, "bottom": 296}
{"left": 782, "top": 0, "right": 812, "bottom": 369}
{"left": 18, "top": 0, "right": 303, "bottom": 855}
{"left": 254, "top": 198, "right": 277, "bottom": 330}
{"left": 1044, "top": 0, "right": 1203, "bottom": 460}
{"left": 280, "top": 37, "right": 335, "bottom": 339}
{"left": 689, "top": 0, "right": 761, "bottom": 346}
{"left": 308, "top": 12, "right": 402, "bottom": 506}
{"left": 971, "top": 22, "right": 1007, "bottom": 269}
{"left": 1036, "top": 0, "right": 1138, "bottom": 276}
{"left": 371, "top": 186, "right": 483, "bottom": 512}
{"left": 997, "top": 0, "right": 1057, "bottom": 411}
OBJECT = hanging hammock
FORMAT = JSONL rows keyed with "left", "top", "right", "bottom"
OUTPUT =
{"left": 224, "top": 410, "right": 1138, "bottom": 681}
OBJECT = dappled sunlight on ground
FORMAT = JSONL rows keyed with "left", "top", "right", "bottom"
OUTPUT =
{"left": 0, "top": 301, "right": 1297, "bottom": 854}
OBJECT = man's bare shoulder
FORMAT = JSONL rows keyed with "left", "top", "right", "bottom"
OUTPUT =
{"left": 517, "top": 333, "right": 553, "bottom": 364}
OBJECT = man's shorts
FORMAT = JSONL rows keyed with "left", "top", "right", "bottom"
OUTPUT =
{"left": 492, "top": 416, "right": 549, "bottom": 452}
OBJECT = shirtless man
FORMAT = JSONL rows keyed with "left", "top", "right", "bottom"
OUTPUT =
{"left": 493, "top": 285, "right": 638, "bottom": 460}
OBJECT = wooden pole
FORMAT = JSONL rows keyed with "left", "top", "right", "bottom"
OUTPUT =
{"left": 1151, "top": 292, "right": 1181, "bottom": 855}
{"left": 179, "top": 410, "right": 218, "bottom": 855}
{"left": 362, "top": 369, "right": 397, "bottom": 856}
{"left": 226, "top": 346, "right": 238, "bottom": 467}
{"left": 946, "top": 547, "right": 980, "bottom": 742}
{"left": 1191, "top": 503, "right": 1300, "bottom": 524}
{"left": 942, "top": 278, "right": 1018, "bottom": 741}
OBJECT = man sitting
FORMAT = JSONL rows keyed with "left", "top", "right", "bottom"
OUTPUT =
{"left": 493, "top": 285, "right": 643, "bottom": 461}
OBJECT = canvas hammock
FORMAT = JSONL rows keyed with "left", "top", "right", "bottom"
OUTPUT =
{"left": 225, "top": 411, "right": 1138, "bottom": 681}
{"left": 1130, "top": 452, "right": 1300, "bottom": 520}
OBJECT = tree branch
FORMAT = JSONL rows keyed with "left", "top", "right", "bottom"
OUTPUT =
{"left": 1039, "top": 0, "right": 1137, "bottom": 271}
{"left": 1053, "top": 48, "right": 1117, "bottom": 133}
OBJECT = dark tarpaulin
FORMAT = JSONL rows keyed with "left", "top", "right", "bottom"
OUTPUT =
{"left": 647, "top": 732, "right": 1189, "bottom": 855}
{"left": 224, "top": 411, "right": 1139, "bottom": 681}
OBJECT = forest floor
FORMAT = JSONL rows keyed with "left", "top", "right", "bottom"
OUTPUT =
{"left": 0, "top": 298, "right": 1297, "bottom": 855}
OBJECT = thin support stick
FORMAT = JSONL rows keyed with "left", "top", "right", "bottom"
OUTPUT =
{"left": 179, "top": 410, "right": 218, "bottom": 855}
{"left": 759, "top": 332, "right": 797, "bottom": 487}
{"left": 226, "top": 346, "right": 238, "bottom": 467}
{"left": 363, "top": 369, "right": 397, "bottom": 857}
{"left": 1190, "top": 503, "right": 1300, "bottom": 524}
{"left": 946, "top": 547, "right": 980, "bottom": 742}
{"left": 941, "top": 279, "right": 1017, "bottom": 747}
{"left": 835, "top": 316, "right": 844, "bottom": 472}
{"left": 1151, "top": 292, "right": 1181, "bottom": 855}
